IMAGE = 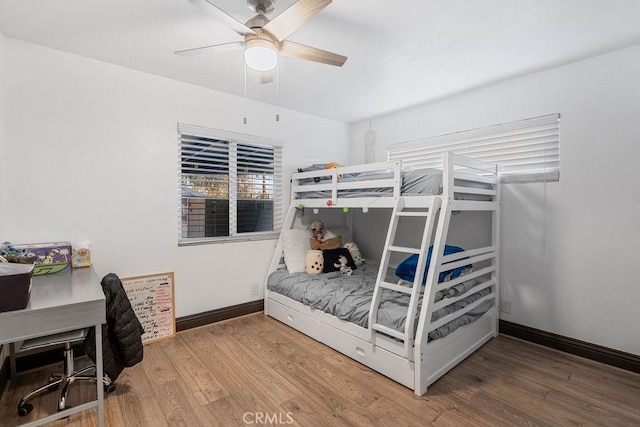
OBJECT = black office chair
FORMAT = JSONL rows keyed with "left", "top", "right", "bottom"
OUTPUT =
{"left": 16, "top": 329, "right": 115, "bottom": 417}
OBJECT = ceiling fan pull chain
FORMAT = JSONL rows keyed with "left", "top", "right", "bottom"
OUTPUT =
{"left": 275, "top": 63, "right": 280, "bottom": 122}
{"left": 243, "top": 62, "right": 248, "bottom": 125}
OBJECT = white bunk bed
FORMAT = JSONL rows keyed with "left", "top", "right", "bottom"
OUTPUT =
{"left": 264, "top": 152, "right": 500, "bottom": 395}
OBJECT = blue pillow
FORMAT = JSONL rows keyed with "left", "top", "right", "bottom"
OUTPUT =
{"left": 395, "top": 245, "right": 471, "bottom": 284}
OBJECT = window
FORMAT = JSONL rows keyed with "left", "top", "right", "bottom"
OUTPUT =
{"left": 178, "top": 124, "right": 282, "bottom": 244}
{"left": 387, "top": 114, "right": 560, "bottom": 182}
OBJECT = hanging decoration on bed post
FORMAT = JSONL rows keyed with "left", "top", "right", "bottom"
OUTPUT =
{"left": 364, "top": 121, "right": 377, "bottom": 163}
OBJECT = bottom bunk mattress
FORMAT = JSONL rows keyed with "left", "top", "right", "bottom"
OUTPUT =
{"left": 267, "top": 263, "right": 494, "bottom": 342}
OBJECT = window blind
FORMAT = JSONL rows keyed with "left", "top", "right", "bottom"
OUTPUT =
{"left": 178, "top": 124, "right": 282, "bottom": 243}
{"left": 231, "top": 143, "right": 280, "bottom": 234}
{"left": 387, "top": 114, "right": 560, "bottom": 182}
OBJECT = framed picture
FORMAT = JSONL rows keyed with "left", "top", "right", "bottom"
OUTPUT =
{"left": 121, "top": 272, "right": 176, "bottom": 344}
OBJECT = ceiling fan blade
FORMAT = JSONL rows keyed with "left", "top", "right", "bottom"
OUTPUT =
{"left": 279, "top": 40, "right": 347, "bottom": 67}
{"left": 175, "top": 41, "right": 244, "bottom": 57}
{"left": 263, "top": 0, "right": 331, "bottom": 41}
{"left": 188, "top": 0, "right": 256, "bottom": 36}
{"left": 259, "top": 71, "right": 274, "bottom": 84}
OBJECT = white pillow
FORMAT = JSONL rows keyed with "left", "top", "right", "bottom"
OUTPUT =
{"left": 282, "top": 228, "right": 310, "bottom": 274}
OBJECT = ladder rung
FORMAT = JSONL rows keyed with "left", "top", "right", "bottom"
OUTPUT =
{"left": 372, "top": 323, "right": 405, "bottom": 340}
{"left": 396, "top": 211, "right": 430, "bottom": 217}
{"left": 387, "top": 245, "right": 420, "bottom": 254}
{"left": 379, "top": 281, "right": 413, "bottom": 294}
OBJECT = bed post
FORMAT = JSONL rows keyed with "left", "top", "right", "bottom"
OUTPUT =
{"left": 264, "top": 203, "right": 298, "bottom": 316}
{"left": 413, "top": 152, "right": 454, "bottom": 395}
{"left": 493, "top": 163, "right": 501, "bottom": 336}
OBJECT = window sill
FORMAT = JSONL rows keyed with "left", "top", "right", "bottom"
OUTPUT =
{"left": 178, "top": 232, "right": 279, "bottom": 247}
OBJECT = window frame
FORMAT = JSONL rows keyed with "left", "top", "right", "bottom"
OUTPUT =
{"left": 178, "top": 123, "right": 283, "bottom": 246}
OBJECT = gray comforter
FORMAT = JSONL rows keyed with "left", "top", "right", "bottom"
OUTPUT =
{"left": 295, "top": 168, "right": 443, "bottom": 198}
{"left": 267, "top": 263, "right": 494, "bottom": 341}
{"left": 294, "top": 168, "right": 491, "bottom": 201}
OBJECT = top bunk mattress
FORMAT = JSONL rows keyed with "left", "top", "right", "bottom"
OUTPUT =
{"left": 294, "top": 168, "right": 443, "bottom": 199}
{"left": 293, "top": 167, "right": 492, "bottom": 201}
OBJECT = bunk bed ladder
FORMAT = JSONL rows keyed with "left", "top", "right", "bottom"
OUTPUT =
{"left": 369, "top": 196, "right": 441, "bottom": 360}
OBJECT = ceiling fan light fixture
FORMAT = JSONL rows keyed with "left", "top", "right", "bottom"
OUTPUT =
{"left": 244, "top": 38, "right": 278, "bottom": 71}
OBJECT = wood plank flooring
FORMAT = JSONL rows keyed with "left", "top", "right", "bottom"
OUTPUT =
{"left": 1, "top": 313, "right": 639, "bottom": 426}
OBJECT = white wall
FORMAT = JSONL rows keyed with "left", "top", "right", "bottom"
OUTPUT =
{"left": 349, "top": 44, "right": 640, "bottom": 356}
{"left": 0, "top": 30, "right": 5, "bottom": 237}
{"left": 2, "top": 38, "right": 350, "bottom": 318}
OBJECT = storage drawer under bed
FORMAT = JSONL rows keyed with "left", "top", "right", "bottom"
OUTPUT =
{"left": 266, "top": 296, "right": 416, "bottom": 389}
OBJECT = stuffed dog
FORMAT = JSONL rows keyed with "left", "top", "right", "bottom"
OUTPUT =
{"left": 310, "top": 220, "right": 325, "bottom": 243}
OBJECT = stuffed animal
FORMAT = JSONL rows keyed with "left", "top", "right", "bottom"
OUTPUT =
{"left": 334, "top": 255, "right": 352, "bottom": 276}
{"left": 309, "top": 220, "right": 338, "bottom": 240}
{"left": 326, "top": 162, "right": 343, "bottom": 179}
{"left": 309, "top": 220, "right": 325, "bottom": 243}
{"left": 344, "top": 242, "right": 364, "bottom": 266}
{"left": 305, "top": 250, "right": 324, "bottom": 275}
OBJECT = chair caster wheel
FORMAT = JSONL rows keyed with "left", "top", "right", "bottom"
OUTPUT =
{"left": 17, "top": 402, "right": 33, "bottom": 417}
{"left": 104, "top": 383, "right": 116, "bottom": 393}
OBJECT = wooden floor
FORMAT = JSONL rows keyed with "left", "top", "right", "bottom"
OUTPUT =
{"left": 2, "top": 313, "right": 639, "bottom": 426}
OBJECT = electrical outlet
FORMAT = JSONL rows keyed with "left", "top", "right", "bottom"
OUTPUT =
{"left": 251, "top": 284, "right": 259, "bottom": 296}
{"left": 500, "top": 300, "right": 512, "bottom": 314}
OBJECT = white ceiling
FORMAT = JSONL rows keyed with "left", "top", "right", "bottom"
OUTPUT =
{"left": 1, "top": 0, "right": 640, "bottom": 123}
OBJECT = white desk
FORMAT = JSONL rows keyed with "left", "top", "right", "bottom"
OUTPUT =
{"left": 0, "top": 267, "right": 106, "bottom": 427}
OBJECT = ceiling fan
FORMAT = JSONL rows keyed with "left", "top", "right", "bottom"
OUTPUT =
{"left": 176, "top": 0, "right": 347, "bottom": 83}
